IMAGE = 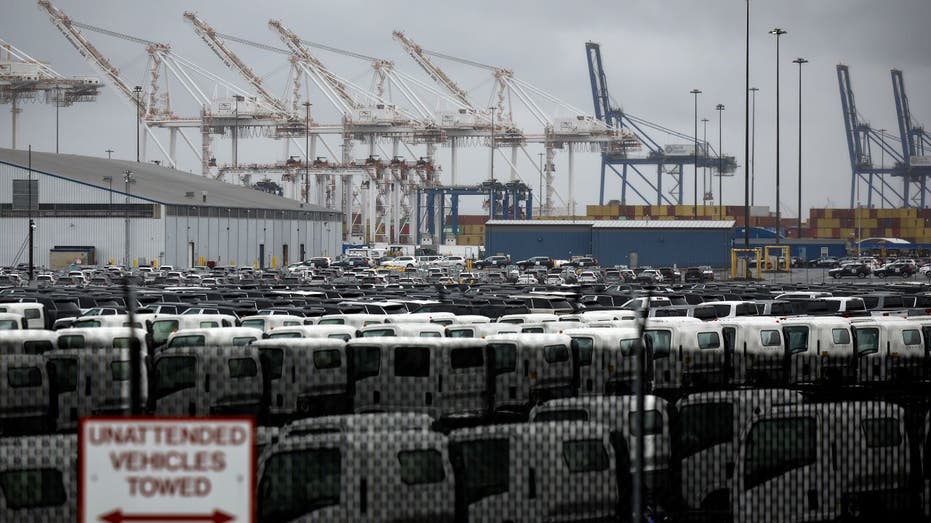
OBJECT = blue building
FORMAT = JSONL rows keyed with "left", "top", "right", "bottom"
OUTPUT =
{"left": 485, "top": 219, "right": 735, "bottom": 267}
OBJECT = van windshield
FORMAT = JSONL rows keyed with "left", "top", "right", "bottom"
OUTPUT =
{"left": 152, "top": 320, "right": 179, "bottom": 345}
{"left": 58, "top": 335, "right": 85, "bottom": 350}
{"left": 0, "top": 469, "right": 66, "bottom": 509}
{"left": 48, "top": 358, "right": 78, "bottom": 392}
{"left": 447, "top": 329, "right": 473, "bottom": 338}
{"left": 241, "top": 319, "right": 266, "bottom": 330}
{"left": 677, "top": 402, "right": 733, "bottom": 459}
{"left": 744, "top": 417, "right": 816, "bottom": 490}
{"left": 644, "top": 330, "right": 671, "bottom": 357}
{"left": 153, "top": 356, "right": 196, "bottom": 399}
{"left": 361, "top": 329, "right": 394, "bottom": 338}
{"left": 169, "top": 335, "right": 205, "bottom": 348}
{"left": 258, "top": 448, "right": 341, "bottom": 521}
{"left": 784, "top": 326, "right": 809, "bottom": 354}
{"left": 854, "top": 327, "right": 879, "bottom": 356}
{"left": 450, "top": 439, "right": 509, "bottom": 505}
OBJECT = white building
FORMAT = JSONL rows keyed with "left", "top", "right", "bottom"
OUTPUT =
{"left": 0, "top": 148, "right": 341, "bottom": 269}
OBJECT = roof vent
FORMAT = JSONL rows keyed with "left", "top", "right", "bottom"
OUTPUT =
{"left": 185, "top": 191, "right": 195, "bottom": 198}
{"left": 201, "top": 191, "right": 207, "bottom": 203}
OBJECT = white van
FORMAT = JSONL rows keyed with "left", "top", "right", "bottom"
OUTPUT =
{"left": 347, "top": 337, "right": 491, "bottom": 423}
{"left": 562, "top": 326, "right": 641, "bottom": 395}
{"left": 0, "top": 354, "right": 53, "bottom": 435}
{"left": 648, "top": 319, "right": 727, "bottom": 391}
{"left": 69, "top": 314, "right": 142, "bottom": 329}
{"left": 496, "top": 313, "right": 559, "bottom": 324}
{"left": 732, "top": 401, "right": 913, "bottom": 522}
{"left": 316, "top": 313, "right": 388, "bottom": 328}
{"left": 449, "top": 421, "right": 619, "bottom": 522}
{"left": 0, "top": 303, "right": 46, "bottom": 329}
{"left": 853, "top": 318, "right": 926, "bottom": 383}
{"left": 519, "top": 322, "right": 567, "bottom": 334}
{"left": 265, "top": 324, "right": 358, "bottom": 341}
{"left": 0, "top": 435, "right": 77, "bottom": 520}
{"left": 717, "top": 317, "right": 786, "bottom": 386}
{"left": 780, "top": 316, "right": 856, "bottom": 385}
{"left": 359, "top": 323, "right": 446, "bottom": 338}
{"left": 151, "top": 346, "right": 266, "bottom": 416}
{"left": 166, "top": 327, "right": 263, "bottom": 349}
{"left": 240, "top": 314, "right": 305, "bottom": 333}
{"left": 483, "top": 333, "right": 577, "bottom": 415}
{"left": 278, "top": 412, "right": 434, "bottom": 440}
{"left": 531, "top": 395, "right": 674, "bottom": 514}
{"left": 149, "top": 314, "right": 237, "bottom": 347}
{"left": 384, "top": 312, "right": 457, "bottom": 326}
{"left": 251, "top": 338, "right": 349, "bottom": 421}
{"left": 676, "top": 389, "right": 804, "bottom": 517}
{"left": 0, "top": 330, "right": 58, "bottom": 355}
{"left": 257, "top": 430, "right": 454, "bottom": 522}
{"left": 56, "top": 327, "right": 147, "bottom": 351}
{"left": 445, "top": 323, "right": 520, "bottom": 339}
{"left": 0, "top": 312, "right": 27, "bottom": 330}
{"left": 44, "top": 348, "right": 146, "bottom": 431}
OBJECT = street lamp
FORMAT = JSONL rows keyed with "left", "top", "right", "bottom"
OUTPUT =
{"left": 749, "top": 87, "right": 759, "bottom": 206}
{"left": 303, "top": 102, "right": 312, "bottom": 203}
{"left": 690, "top": 89, "right": 702, "bottom": 217}
{"left": 233, "top": 95, "right": 244, "bottom": 169}
{"left": 105, "top": 148, "right": 114, "bottom": 160}
{"left": 123, "top": 170, "right": 135, "bottom": 267}
{"left": 770, "top": 27, "right": 787, "bottom": 244}
{"left": 716, "top": 104, "right": 725, "bottom": 219}
{"left": 133, "top": 86, "right": 142, "bottom": 163}
{"left": 701, "top": 117, "right": 709, "bottom": 206}
{"left": 793, "top": 57, "right": 808, "bottom": 239}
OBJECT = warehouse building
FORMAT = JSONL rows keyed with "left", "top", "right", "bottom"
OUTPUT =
{"left": 0, "top": 148, "right": 341, "bottom": 269}
{"left": 485, "top": 219, "right": 735, "bottom": 267}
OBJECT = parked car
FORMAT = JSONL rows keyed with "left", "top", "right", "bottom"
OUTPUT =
{"left": 637, "top": 269, "right": 664, "bottom": 283}
{"left": 474, "top": 255, "right": 510, "bottom": 270}
{"left": 516, "top": 256, "right": 554, "bottom": 270}
{"left": 874, "top": 261, "right": 915, "bottom": 278}
{"left": 828, "top": 262, "right": 871, "bottom": 278}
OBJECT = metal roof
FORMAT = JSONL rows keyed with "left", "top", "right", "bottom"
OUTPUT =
{"left": 485, "top": 220, "right": 596, "bottom": 226}
{"left": 592, "top": 220, "right": 735, "bottom": 229}
{"left": 0, "top": 148, "right": 334, "bottom": 214}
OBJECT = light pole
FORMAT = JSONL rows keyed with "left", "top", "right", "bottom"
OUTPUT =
{"left": 770, "top": 28, "right": 787, "bottom": 244}
{"left": 233, "top": 95, "right": 244, "bottom": 169}
{"left": 879, "top": 129, "right": 886, "bottom": 208}
{"left": 701, "top": 117, "right": 709, "bottom": 206}
{"left": 105, "top": 148, "right": 114, "bottom": 160}
{"left": 749, "top": 87, "right": 759, "bottom": 206}
{"left": 102, "top": 176, "right": 113, "bottom": 218}
{"left": 793, "top": 57, "right": 808, "bottom": 239}
{"left": 55, "top": 87, "right": 61, "bottom": 154}
{"left": 489, "top": 107, "right": 496, "bottom": 182}
{"left": 743, "top": 0, "right": 752, "bottom": 261}
{"left": 691, "top": 89, "right": 702, "bottom": 217}
{"left": 537, "top": 152, "right": 544, "bottom": 216}
{"left": 303, "top": 102, "right": 312, "bottom": 203}
{"left": 133, "top": 86, "right": 142, "bottom": 163}
{"left": 123, "top": 170, "right": 134, "bottom": 267}
{"left": 716, "top": 104, "right": 725, "bottom": 219}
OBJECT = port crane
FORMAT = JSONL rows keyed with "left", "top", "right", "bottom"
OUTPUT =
{"left": 891, "top": 68, "right": 931, "bottom": 207}
{"left": 586, "top": 41, "right": 735, "bottom": 207}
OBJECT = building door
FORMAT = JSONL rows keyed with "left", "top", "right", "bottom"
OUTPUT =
{"left": 259, "top": 243, "right": 265, "bottom": 269}
{"left": 300, "top": 243, "right": 306, "bottom": 263}
{"left": 629, "top": 251, "right": 638, "bottom": 270}
{"left": 187, "top": 242, "right": 195, "bottom": 268}
{"left": 282, "top": 244, "right": 289, "bottom": 267}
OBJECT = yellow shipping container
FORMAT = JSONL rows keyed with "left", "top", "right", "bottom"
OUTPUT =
{"left": 654, "top": 206, "right": 667, "bottom": 216}
{"left": 823, "top": 209, "right": 832, "bottom": 219}
{"left": 815, "top": 228, "right": 834, "bottom": 238}
{"left": 817, "top": 218, "right": 841, "bottom": 228}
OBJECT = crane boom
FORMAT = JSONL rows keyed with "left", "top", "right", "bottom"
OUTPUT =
{"left": 268, "top": 19, "right": 357, "bottom": 110}
{"left": 184, "top": 12, "right": 288, "bottom": 116}
{"left": 37, "top": 0, "right": 137, "bottom": 102}
{"left": 392, "top": 30, "right": 472, "bottom": 109}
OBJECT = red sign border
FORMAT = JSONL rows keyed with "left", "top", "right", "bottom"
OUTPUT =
{"left": 78, "top": 416, "right": 256, "bottom": 523}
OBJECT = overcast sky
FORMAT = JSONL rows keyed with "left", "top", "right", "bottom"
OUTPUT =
{"left": 3, "top": 0, "right": 930, "bottom": 216}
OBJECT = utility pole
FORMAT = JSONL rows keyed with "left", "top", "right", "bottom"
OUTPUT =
{"left": 28, "top": 145, "right": 35, "bottom": 283}
{"left": 133, "top": 86, "right": 142, "bottom": 163}
{"left": 123, "top": 170, "right": 134, "bottom": 268}
{"left": 717, "top": 104, "right": 725, "bottom": 219}
{"left": 233, "top": 95, "right": 244, "bottom": 168}
{"left": 106, "top": 148, "right": 114, "bottom": 160}
{"left": 303, "top": 102, "right": 311, "bottom": 203}
{"left": 793, "top": 58, "right": 808, "bottom": 239}
{"left": 749, "top": 87, "right": 759, "bottom": 206}
{"left": 702, "top": 117, "right": 709, "bottom": 206}
{"left": 691, "top": 89, "right": 702, "bottom": 217}
{"left": 770, "top": 28, "right": 787, "bottom": 244}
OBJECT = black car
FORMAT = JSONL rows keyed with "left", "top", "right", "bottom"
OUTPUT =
{"left": 684, "top": 267, "right": 706, "bottom": 282}
{"left": 828, "top": 263, "right": 870, "bottom": 279}
{"left": 873, "top": 262, "right": 915, "bottom": 278}
{"left": 475, "top": 255, "right": 509, "bottom": 270}
{"left": 515, "top": 256, "right": 554, "bottom": 270}
{"left": 809, "top": 257, "right": 840, "bottom": 268}
{"left": 564, "top": 256, "right": 599, "bottom": 268}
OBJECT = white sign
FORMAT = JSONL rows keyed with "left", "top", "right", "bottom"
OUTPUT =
{"left": 80, "top": 418, "right": 254, "bottom": 523}
{"left": 911, "top": 155, "right": 931, "bottom": 167}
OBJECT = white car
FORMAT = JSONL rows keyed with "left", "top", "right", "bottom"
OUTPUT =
{"left": 438, "top": 256, "right": 466, "bottom": 269}
{"left": 578, "top": 271, "right": 600, "bottom": 283}
{"left": 381, "top": 255, "right": 417, "bottom": 268}
{"left": 516, "top": 274, "right": 538, "bottom": 285}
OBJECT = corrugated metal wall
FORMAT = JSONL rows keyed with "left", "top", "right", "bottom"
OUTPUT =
{"left": 485, "top": 225, "right": 593, "bottom": 261}
{"left": 592, "top": 228, "right": 732, "bottom": 267}
{"left": 1, "top": 163, "right": 341, "bottom": 269}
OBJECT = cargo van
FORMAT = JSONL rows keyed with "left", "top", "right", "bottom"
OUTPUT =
{"left": 562, "top": 326, "right": 641, "bottom": 395}
{"left": 0, "top": 330, "right": 58, "bottom": 355}
{"left": 731, "top": 401, "right": 914, "bottom": 522}
{"left": 449, "top": 421, "right": 620, "bottom": 522}
{"left": 359, "top": 323, "right": 446, "bottom": 338}
{"left": 445, "top": 323, "right": 520, "bottom": 339}
{"left": 257, "top": 430, "right": 455, "bottom": 522}
{"left": 780, "top": 317, "right": 856, "bottom": 385}
{"left": 264, "top": 324, "right": 358, "bottom": 341}
{"left": 347, "top": 337, "right": 491, "bottom": 423}
{"left": 531, "top": 395, "right": 673, "bottom": 514}
{"left": 676, "top": 389, "right": 804, "bottom": 518}
{"left": 384, "top": 312, "right": 457, "bottom": 325}
{"left": 149, "top": 314, "right": 236, "bottom": 347}
{"left": 648, "top": 319, "right": 727, "bottom": 391}
{"left": 0, "top": 354, "right": 54, "bottom": 435}
{"left": 316, "top": 313, "right": 388, "bottom": 328}
{"left": 251, "top": 338, "right": 349, "bottom": 421}
{"left": 151, "top": 346, "right": 266, "bottom": 416}
{"left": 56, "top": 327, "right": 147, "bottom": 351}
{"left": 0, "top": 303, "right": 46, "bottom": 329}
{"left": 518, "top": 322, "right": 566, "bottom": 334}
{"left": 0, "top": 435, "right": 77, "bottom": 520}
{"left": 852, "top": 318, "right": 926, "bottom": 384}
{"left": 483, "top": 333, "right": 577, "bottom": 415}
{"left": 165, "top": 327, "right": 262, "bottom": 349}
{"left": 239, "top": 314, "right": 304, "bottom": 333}
{"left": 496, "top": 313, "right": 559, "bottom": 324}
{"left": 717, "top": 317, "right": 787, "bottom": 386}
{"left": 0, "top": 312, "right": 27, "bottom": 330}
{"left": 44, "top": 348, "right": 146, "bottom": 431}
{"left": 278, "top": 412, "right": 434, "bottom": 440}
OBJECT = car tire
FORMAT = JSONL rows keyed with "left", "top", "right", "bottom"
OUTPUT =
{"left": 858, "top": 272, "right": 866, "bottom": 278}
{"left": 877, "top": 273, "right": 886, "bottom": 279}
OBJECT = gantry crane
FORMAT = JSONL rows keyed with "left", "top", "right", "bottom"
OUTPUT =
{"left": 586, "top": 42, "right": 734, "bottom": 208}
{"left": 0, "top": 38, "right": 101, "bottom": 148}
{"left": 891, "top": 68, "right": 931, "bottom": 206}
{"left": 837, "top": 64, "right": 905, "bottom": 208}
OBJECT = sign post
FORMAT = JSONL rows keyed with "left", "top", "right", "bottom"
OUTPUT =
{"left": 80, "top": 417, "right": 254, "bottom": 523}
